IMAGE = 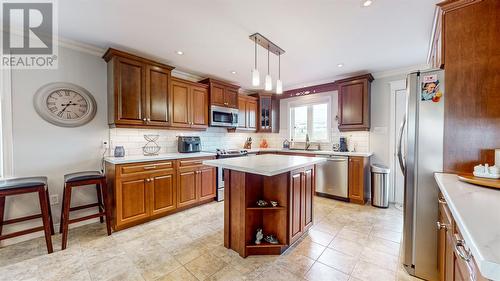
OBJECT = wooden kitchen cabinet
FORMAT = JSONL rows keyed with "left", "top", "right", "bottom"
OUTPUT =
{"left": 437, "top": 193, "right": 488, "bottom": 281}
{"left": 200, "top": 78, "right": 239, "bottom": 108}
{"left": 170, "top": 77, "right": 209, "bottom": 129}
{"left": 105, "top": 156, "right": 216, "bottom": 231}
{"left": 348, "top": 156, "right": 370, "bottom": 204}
{"left": 337, "top": 74, "right": 373, "bottom": 132}
{"left": 103, "top": 48, "right": 174, "bottom": 129}
{"left": 176, "top": 158, "right": 216, "bottom": 209}
{"left": 233, "top": 94, "right": 258, "bottom": 131}
{"left": 290, "top": 165, "right": 315, "bottom": 244}
{"left": 250, "top": 93, "right": 280, "bottom": 133}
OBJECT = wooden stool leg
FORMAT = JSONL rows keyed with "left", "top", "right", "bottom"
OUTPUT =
{"left": 59, "top": 186, "right": 66, "bottom": 234}
{"left": 38, "top": 188, "right": 53, "bottom": 254}
{"left": 100, "top": 180, "right": 112, "bottom": 236}
{"left": 45, "top": 188, "right": 55, "bottom": 235}
{"left": 96, "top": 184, "right": 104, "bottom": 223}
{"left": 0, "top": 196, "right": 5, "bottom": 236}
{"left": 61, "top": 185, "right": 72, "bottom": 250}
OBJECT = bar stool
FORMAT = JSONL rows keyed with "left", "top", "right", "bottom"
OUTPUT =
{"left": 0, "top": 177, "right": 54, "bottom": 253}
{"left": 59, "top": 171, "right": 111, "bottom": 250}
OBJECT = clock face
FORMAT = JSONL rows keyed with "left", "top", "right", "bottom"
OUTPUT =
{"left": 46, "top": 89, "right": 89, "bottom": 121}
{"left": 34, "top": 83, "right": 97, "bottom": 127}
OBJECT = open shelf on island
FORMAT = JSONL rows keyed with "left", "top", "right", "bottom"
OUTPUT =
{"left": 246, "top": 242, "right": 285, "bottom": 248}
{"left": 246, "top": 206, "right": 285, "bottom": 210}
{"left": 246, "top": 241, "right": 287, "bottom": 255}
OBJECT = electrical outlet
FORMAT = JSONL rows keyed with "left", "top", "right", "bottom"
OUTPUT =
{"left": 50, "top": 194, "right": 58, "bottom": 205}
{"left": 102, "top": 140, "right": 109, "bottom": 149}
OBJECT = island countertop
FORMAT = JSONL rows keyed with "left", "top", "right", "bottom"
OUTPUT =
{"left": 203, "top": 154, "right": 326, "bottom": 176}
{"left": 434, "top": 173, "right": 500, "bottom": 280}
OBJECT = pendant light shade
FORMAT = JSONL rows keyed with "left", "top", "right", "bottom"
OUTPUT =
{"left": 265, "top": 74, "right": 273, "bottom": 91}
{"left": 276, "top": 80, "right": 283, "bottom": 94}
{"left": 276, "top": 52, "right": 283, "bottom": 94}
{"left": 265, "top": 48, "right": 272, "bottom": 91}
{"left": 252, "top": 37, "right": 260, "bottom": 86}
{"left": 252, "top": 69, "right": 260, "bottom": 87}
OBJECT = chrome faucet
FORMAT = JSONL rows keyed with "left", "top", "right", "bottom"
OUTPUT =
{"left": 305, "top": 134, "right": 310, "bottom": 150}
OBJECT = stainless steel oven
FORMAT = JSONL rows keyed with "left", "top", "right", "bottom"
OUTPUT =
{"left": 211, "top": 105, "right": 238, "bottom": 127}
{"left": 215, "top": 149, "right": 248, "bottom": 201}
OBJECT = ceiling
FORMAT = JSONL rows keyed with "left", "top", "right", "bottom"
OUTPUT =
{"left": 57, "top": 0, "right": 438, "bottom": 91}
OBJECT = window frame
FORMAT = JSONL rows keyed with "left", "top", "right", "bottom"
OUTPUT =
{"left": 288, "top": 96, "right": 331, "bottom": 142}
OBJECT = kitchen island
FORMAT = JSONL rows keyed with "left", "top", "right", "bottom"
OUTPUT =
{"left": 204, "top": 154, "right": 326, "bottom": 257}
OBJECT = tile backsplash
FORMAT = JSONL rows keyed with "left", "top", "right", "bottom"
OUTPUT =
{"left": 109, "top": 127, "right": 370, "bottom": 156}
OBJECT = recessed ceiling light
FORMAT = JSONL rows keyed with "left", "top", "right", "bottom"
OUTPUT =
{"left": 231, "top": 71, "right": 237, "bottom": 74}
{"left": 176, "top": 50, "right": 184, "bottom": 55}
{"left": 337, "top": 63, "right": 344, "bottom": 68}
{"left": 362, "top": 0, "right": 373, "bottom": 7}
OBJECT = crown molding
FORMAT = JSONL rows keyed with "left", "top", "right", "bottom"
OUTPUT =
{"left": 57, "top": 37, "right": 105, "bottom": 57}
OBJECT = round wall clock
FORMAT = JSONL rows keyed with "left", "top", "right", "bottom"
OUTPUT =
{"left": 34, "top": 82, "right": 97, "bottom": 127}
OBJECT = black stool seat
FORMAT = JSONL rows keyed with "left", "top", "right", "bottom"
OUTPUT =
{"left": 0, "top": 177, "right": 47, "bottom": 190}
{"left": 64, "top": 171, "right": 104, "bottom": 183}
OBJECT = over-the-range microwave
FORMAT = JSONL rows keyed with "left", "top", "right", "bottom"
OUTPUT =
{"left": 210, "top": 105, "right": 238, "bottom": 127}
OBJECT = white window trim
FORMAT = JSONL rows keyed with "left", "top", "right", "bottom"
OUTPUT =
{"left": 288, "top": 95, "right": 331, "bottom": 142}
{"left": 1, "top": 58, "right": 14, "bottom": 178}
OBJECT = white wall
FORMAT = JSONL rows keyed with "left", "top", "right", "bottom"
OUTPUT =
{"left": 3, "top": 46, "right": 108, "bottom": 245}
{"left": 369, "top": 74, "right": 407, "bottom": 166}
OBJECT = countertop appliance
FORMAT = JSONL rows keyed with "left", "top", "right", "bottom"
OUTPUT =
{"left": 400, "top": 69, "right": 444, "bottom": 280}
{"left": 177, "top": 136, "right": 201, "bottom": 153}
{"left": 315, "top": 155, "right": 348, "bottom": 200}
{"left": 210, "top": 105, "right": 238, "bottom": 127}
{"left": 339, "top": 137, "right": 348, "bottom": 152}
{"left": 215, "top": 149, "right": 248, "bottom": 201}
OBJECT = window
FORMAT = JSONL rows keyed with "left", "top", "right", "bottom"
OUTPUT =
{"left": 290, "top": 102, "right": 330, "bottom": 142}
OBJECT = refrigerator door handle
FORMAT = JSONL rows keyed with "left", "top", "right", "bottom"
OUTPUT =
{"left": 397, "top": 115, "right": 406, "bottom": 174}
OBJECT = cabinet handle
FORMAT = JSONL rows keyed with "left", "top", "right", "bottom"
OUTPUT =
{"left": 143, "top": 118, "right": 147, "bottom": 122}
{"left": 143, "top": 165, "right": 156, "bottom": 170}
{"left": 146, "top": 178, "right": 151, "bottom": 182}
{"left": 438, "top": 198, "right": 447, "bottom": 204}
{"left": 436, "top": 221, "right": 448, "bottom": 230}
{"left": 147, "top": 118, "right": 151, "bottom": 122}
{"left": 455, "top": 237, "right": 476, "bottom": 281}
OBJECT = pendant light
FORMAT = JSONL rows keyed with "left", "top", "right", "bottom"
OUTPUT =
{"left": 251, "top": 37, "right": 260, "bottom": 86}
{"left": 265, "top": 47, "right": 272, "bottom": 91}
{"left": 276, "top": 52, "right": 283, "bottom": 94}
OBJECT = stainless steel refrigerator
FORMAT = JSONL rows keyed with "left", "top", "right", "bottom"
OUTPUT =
{"left": 398, "top": 69, "right": 444, "bottom": 281}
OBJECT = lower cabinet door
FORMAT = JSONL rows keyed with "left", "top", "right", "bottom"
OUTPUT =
{"left": 290, "top": 170, "right": 303, "bottom": 243}
{"left": 199, "top": 166, "right": 216, "bottom": 200}
{"left": 150, "top": 171, "right": 176, "bottom": 216}
{"left": 116, "top": 175, "right": 150, "bottom": 227}
{"left": 302, "top": 167, "right": 314, "bottom": 230}
{"left": 177, "top": 167, "right": 198, "bottom": 208}
{"left": 348, "top": 157, "right": 364, "bottom": 203}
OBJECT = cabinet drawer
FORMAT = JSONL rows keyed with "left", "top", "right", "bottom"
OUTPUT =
{"left": 120, "top": 161, "right": 173, "bottom": 174}
{"left": 177, "top": 157, "right": 215, "bottom": 168}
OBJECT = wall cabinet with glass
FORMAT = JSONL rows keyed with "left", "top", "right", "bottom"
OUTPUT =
{"left": 250, "top": 93, "right": 279, "bottom": 133}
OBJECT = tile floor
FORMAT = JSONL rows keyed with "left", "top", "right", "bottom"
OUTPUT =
{"left": 0, "top": 197, "right": 422, "bottom": 281}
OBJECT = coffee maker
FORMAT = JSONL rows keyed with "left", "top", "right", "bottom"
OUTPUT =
{"left": 339, "top": 137, "right": 348, "bottom": 152}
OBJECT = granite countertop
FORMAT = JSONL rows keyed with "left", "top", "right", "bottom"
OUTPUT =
{"left": 104, "top": 152, "right": 216, "bottom": 164}
{"left": 203, "top": 154, "right": 326, "bottom": 177}
{"left": 434, "top": 173, "right": 500, "bottom": 280}
{"left": 245, "top": 148, "right": 373, "bottom": 157}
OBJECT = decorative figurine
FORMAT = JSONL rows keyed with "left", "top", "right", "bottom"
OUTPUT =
{"left": 256, "top": 199, "right": 269, "bottom": 207}
{"left": 255, "top": 228, "right": 263, "bottom": 245}
{"left": 264, "top": 234, "right": 279, "bottom": 244}
{"left": 270, "top": 200, "right": 278, "bottom": 207}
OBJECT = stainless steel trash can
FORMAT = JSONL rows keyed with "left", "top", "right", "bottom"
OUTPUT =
{"left": 371, "top": 164, "right": 390, "bottom": 208}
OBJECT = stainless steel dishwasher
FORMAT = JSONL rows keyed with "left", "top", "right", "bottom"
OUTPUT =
{"left": 315, "top": 155, "right": 349, "bottom": 200}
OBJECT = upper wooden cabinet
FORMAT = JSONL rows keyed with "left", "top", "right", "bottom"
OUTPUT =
{"left": 250, "top": 93, "right": 280, "bottom": 133}
{"left": 103, "top": 48, "right": 174, "bottom": 128}
{"left": 337, "top": 74, "right": 373, "bottom": 132}
{"left": 235, "top": 94, "right": 258, "bottom": 131}
{"left": 170, "top": 77, "right": 209, "bottom": 129}
{"left": 200, "top": 78, "right": 239, "bottom": 108}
